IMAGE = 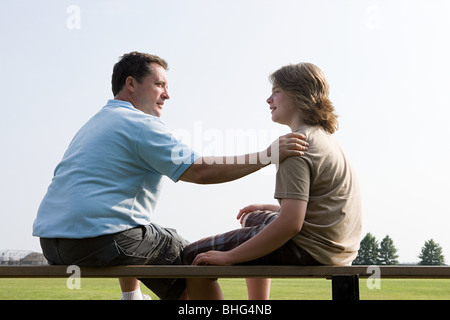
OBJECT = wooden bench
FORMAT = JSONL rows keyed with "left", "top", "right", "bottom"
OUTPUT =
{"left": 1, "top": 265, "right": 449, "bottom": 300}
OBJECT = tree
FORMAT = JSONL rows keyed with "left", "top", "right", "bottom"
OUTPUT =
{"left": 377, "top": 235, "right": 399, "bottom": 265}
{"left": 418, "top": 239, "right": 445, "bottom": 265}
{"left": 353, "top": 233, "right": 379, "bottom": 265}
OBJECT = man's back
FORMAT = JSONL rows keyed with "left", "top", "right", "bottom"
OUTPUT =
{"left": 33, "top": 99, "right": 198, "bottom": 239}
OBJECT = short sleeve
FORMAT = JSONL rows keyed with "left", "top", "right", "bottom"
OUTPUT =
{"left": 136, "top": 118, "right": 200, "bottom": 182}
{"left": 274, "top": 156, "right": 310, "bottom": 201}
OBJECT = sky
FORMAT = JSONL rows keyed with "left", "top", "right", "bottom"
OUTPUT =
{"left": 1, "top": 0, "right": 449, "bottom": 264}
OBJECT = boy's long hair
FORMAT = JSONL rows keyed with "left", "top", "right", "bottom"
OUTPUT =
{"left": 269, "top": 63, "right": 338, "bottom": 134}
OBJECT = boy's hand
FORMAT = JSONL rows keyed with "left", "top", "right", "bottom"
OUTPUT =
{"left": 192, "top": 250, "right": 232, "bottom": 266}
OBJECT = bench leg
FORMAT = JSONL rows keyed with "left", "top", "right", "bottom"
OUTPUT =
{"left": 331, "top": 275, "right": 360, "bottom": 300}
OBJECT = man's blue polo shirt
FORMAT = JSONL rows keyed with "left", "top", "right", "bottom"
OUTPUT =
{"left": 33, "top": 100, "right": 199, "bottom": 238}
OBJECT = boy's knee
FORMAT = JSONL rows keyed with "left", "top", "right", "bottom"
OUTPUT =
{"left": 240, "top": 214, "right": 250, "bottom": 228}
{"left": 240, "top": 211, "right": 264, "bottom": 228}
{"left": 241, "top": 210, "right": 278, "bottom": 228}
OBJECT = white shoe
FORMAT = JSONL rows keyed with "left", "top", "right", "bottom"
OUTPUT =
{"left": 120, "top": 292, "right": 152, "bottom": 300}
{"left": 142, "top": 293, "right": 152, "bottom": 300}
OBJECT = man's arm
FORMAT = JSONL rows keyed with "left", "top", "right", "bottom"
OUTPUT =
{"left": 179, "top": 132, "right": 308, "bottom": 184}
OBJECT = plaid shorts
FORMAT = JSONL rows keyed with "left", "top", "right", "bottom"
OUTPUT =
{"left": 181, "top": 210, "right": 320, "bottom": 266}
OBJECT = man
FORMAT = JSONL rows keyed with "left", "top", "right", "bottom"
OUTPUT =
{"left": 32, "top": 52, "right": 308, "bottom": 300}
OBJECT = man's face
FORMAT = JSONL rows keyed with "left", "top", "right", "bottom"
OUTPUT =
{"left": 132, "top": 63, "right": 170, "bottom": 117}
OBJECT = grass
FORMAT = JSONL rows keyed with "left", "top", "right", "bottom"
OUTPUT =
{"left": 0, "top": 278, "right": 449, "bottom": 300}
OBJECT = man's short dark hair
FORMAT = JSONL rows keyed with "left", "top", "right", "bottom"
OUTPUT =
{"left": 111, "top": 51, "right": 168, "bottom": 96}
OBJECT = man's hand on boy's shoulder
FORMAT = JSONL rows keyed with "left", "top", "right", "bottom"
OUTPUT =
{"left": 268, "top": 132, "right": 309, "bottom": 164}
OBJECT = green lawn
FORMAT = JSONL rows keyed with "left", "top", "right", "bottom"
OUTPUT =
{"left": 0, "top": 278, "right": 449, "bottom": 300}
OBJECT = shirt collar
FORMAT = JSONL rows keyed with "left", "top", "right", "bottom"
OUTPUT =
{"left": 106, "top": 99, "right": 139, "bottom": 112}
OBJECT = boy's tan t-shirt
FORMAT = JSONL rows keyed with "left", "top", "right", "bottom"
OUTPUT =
{"left": 274, "top": 125, "right": 362, "bottom": 266}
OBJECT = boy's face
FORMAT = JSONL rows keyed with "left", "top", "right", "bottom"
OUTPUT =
{"left": 266, "top": 85, "right": 294, "bottom": 126}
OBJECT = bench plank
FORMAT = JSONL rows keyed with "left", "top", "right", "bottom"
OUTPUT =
{"left": 1, "top": 265, "right": 449, "bottom": 279}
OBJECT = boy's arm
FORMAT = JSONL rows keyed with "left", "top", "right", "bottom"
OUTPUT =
{"left": 191, "top": 198, "right": 307, "bottom": 265}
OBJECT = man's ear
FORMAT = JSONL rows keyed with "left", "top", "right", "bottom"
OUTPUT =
{"left": 125, "top": 76, "right": 136, "bottom": 93}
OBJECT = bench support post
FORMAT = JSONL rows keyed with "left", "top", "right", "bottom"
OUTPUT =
{"left": 331, "top": 275, "right": 359, "bottom": 300}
